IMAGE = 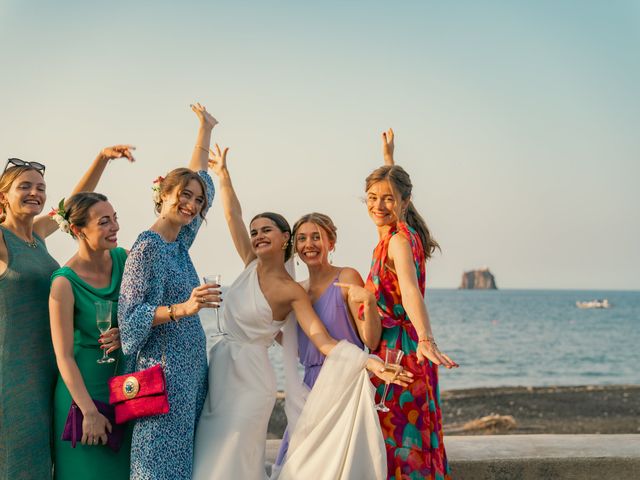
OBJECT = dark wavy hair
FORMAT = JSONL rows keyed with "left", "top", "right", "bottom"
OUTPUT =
{"left": 64, "top": 192, "right": 109, "bottom": 238}
{"left": 250, "top": 212, "right": 293, "bottom": 261}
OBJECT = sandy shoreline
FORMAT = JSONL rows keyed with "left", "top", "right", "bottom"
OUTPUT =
{"left": 268, "top": 384, "right": 640, "bottom": 438}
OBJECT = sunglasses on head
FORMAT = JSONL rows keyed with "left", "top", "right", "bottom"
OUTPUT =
{"left": 3, "top": 158, "right": 46, "bottom": 176}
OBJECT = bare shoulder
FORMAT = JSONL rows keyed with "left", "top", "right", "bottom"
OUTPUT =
{"left": 50, "top": 275, "right": 73, "bottom": 297}
{"left": 389, "top": 232, "right": 411, "bottom": 248}
{"left": 280, "top": 276, "right": 307, "bottom": 301}
{"left": 338, "top": 267, "right": 365, "bottom": 286}
{"left": 388, "top": 233, "right": 411, "bottom": 258}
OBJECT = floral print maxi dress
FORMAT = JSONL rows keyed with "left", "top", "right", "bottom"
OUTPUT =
{"left": 364, "top": 222, "right": 451, "bottom": 480}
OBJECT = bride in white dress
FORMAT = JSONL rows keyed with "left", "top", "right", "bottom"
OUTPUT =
{"left": 192, "top": 146, "right": 413, "bottom": 480}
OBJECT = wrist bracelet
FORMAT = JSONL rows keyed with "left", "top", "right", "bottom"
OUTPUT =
{"left": 195, "top": 144, "right": 209, "bottom": 153}
{"left": 167, "top": 305, "right": 177, "bottom": 322}
{"left": 419, "top": 337, "right": 437, "bottom": 346}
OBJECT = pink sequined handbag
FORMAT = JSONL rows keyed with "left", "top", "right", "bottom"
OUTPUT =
{"left": 108, "top": 364, "right": 170, "bottom": 424}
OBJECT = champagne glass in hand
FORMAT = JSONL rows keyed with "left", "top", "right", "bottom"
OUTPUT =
{"left": 203, "top": 275, "right": 225, "bottom": 336}
{"left": 95, "top": 301, "right": 115, "bottom": 364}
{"left": 374, "top": 348, "right": 404, "bottom": 412}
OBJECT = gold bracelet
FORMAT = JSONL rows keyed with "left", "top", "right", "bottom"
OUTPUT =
{"left": 167, "top": 305, "right": 177, "bottom": 322}
{"left": 195, "top": 144, "right": 209, "bottom": 153}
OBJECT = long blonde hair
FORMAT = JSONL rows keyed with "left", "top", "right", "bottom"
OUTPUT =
{"left": 0, "top": 166, "right": 45, "bottom": 223}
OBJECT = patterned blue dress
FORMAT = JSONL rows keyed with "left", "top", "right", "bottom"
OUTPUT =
{"left": 118, "top": 171, "right": 214, "bottom": 480}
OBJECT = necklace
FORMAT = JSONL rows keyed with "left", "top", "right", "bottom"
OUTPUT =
{"left": 0, "top": 225, "right": 39, "bottom": 248}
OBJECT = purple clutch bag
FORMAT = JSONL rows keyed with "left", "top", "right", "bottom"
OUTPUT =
{"left": 61, "top": 399, "right": 125, "bottom": 452}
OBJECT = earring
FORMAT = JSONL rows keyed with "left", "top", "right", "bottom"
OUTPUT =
{"left": 329, "top": 250, "right": 334, "bottom": 265}
{"left": 282, "top": 241, "right": 289, "bottom": 251}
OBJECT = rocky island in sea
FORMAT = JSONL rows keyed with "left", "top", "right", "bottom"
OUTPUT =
{"left": 459, "top": 268, "right": 497, "bottom": 289}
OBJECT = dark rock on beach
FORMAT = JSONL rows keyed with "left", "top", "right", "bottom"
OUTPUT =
{"left": 441, "top": 384, "right": 640, "bottom": 435}
{"left": 459, "top": 268, "right": 497, "bottom": 289}
{"left": 268, "top": 385, "right": 640, "bottom": 438}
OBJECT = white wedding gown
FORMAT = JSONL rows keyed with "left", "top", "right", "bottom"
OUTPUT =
{"left": 193, "top": 260, "right": 386, "bottom": 480}
{"left": 193, "top": 260, "right": 282, "bottom": 480}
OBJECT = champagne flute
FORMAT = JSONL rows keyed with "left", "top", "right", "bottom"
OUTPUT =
{"left": 203, "top": 274, "right": 225, "bottom": 336}
{"left": 374, "top": 348, "right": 404, "bottom": 412}
{"left": 95, "top": 301, "right": 115, "bottom": 364}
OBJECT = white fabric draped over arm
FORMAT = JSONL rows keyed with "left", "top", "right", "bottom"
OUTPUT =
{"left": 279, "top": 340, "right": 386, "bottom": 480}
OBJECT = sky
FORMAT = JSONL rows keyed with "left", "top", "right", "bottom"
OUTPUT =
{"left": 1, "top": 0, "right": 639, "bottom": 290}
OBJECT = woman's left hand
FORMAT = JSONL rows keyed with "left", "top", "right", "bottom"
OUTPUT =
{"left": 208, "top": 143, "right": 229, "bottom": 176}
{"left": 99, "top": 327, "right": 121, "bottom": 355}
{"left": 191, "top": 102, "right": 218, "bottom": 130}
{"left": 417, "top": 338, "right": 458, "bottom": 369}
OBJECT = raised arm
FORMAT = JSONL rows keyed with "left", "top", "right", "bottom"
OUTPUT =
{"left": 389, "top": 234, "right": 458, "bottom": 369}
{"left": 208, "top": 145, "right": 255, "bottom": 266}
{"left": 189, "top": 103, "right": 218, "bottom": 172}
{"left": 382, "top": 128, "right": 395, "bottom": 166}
{"left": 34, "top": 145, "right": 135, "bottom": 239}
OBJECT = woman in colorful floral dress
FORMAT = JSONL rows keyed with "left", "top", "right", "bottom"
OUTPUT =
{"left": 363, "top": 129, "right": 458, "bottom": 480}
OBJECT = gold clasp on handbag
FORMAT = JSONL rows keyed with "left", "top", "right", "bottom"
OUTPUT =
{"left": 123, "top": 376, "right": 140, "bottom": 399}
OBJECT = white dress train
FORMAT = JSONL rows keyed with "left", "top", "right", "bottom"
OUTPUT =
{"left": 276, "top": 341, "right": 386, "bottom": 480}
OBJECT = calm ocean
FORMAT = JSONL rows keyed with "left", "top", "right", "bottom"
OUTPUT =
{"left": 260, "top": 289, "right": 640, "bottom": 391}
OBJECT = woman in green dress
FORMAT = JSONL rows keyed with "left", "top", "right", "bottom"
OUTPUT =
{"left": 49, "top": 192, "right": 133, "bottom": 479}
{"left": 0, "top": 146, "right": 134, "bottom": 480}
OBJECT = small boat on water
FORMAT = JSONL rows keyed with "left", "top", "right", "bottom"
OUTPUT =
{"left": 576, "top": 299, "right": 611, "bottom": 309}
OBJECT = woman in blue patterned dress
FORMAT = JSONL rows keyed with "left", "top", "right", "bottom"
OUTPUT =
{"left": 118, "top": 103, "right": 221, "bottom": 480}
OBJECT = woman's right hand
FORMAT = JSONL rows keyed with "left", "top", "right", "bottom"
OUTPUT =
{"left": 180, "top": 284, "right": 222, "bottom": 317}
{"left": 81, "top": 409, "right": 112, "bottom": 446}
{"left": 191, "top": 102, "right": 218, "bottom": 131}
{"left": 366, "top": 357, "right": 414, "bottom": 387}
{"left": 334, "top": 282, "right": 376, "bottom": 311}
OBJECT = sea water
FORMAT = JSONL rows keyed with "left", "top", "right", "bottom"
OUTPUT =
{"left": 264, "top": 289, "right": 640, "bottom": 391}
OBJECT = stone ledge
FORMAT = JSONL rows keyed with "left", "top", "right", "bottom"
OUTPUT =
{"left": 266, "top": 434, "right": 640, "bottom": 479}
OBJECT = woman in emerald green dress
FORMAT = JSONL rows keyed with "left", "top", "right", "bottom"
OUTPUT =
{"left": 0, "top": 147, "right": 134, "bottom": 480}
{"left": 49, "top": 192, "right": 133, "bottom": 479}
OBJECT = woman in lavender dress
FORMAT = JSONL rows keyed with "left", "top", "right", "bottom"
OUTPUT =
{"left": 272, "top": 212, "right": 382, "bottom": 471}
{"left": 118, "top": 104, "right": 220, "bottom": 480}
